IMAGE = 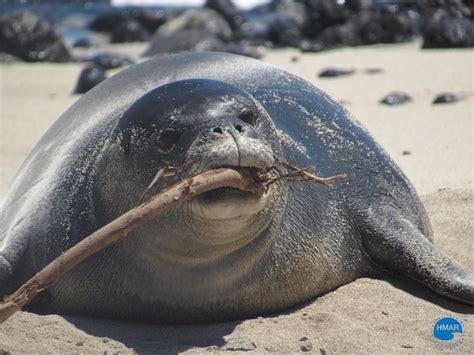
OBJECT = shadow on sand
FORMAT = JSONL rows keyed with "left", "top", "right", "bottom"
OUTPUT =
{"left": 66, "top": 315, "right": 244, "bottom": 353}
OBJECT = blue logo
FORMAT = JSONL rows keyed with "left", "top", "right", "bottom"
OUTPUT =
{"left": 432, "top": 316, "right": 464, "bottom": 349}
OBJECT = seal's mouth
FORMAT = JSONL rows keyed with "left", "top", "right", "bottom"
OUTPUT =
{"left": 199, "top": 166, "right": 269, "bottom": 199}
{"left": 191, "top": 165, "right": 272, "bottom": 221}
{"left": 201, "top": 186, "right": 256, "bottom": 201}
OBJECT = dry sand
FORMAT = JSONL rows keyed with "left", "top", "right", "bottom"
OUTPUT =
{"left": 0, "top": 42, "right": 473, "bottom": 353}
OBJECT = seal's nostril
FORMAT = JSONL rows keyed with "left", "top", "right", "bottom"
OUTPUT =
{"left": 213, "top": 127, "right": 223, "bottom": 134}
{"left": 235, "top": 125, "right": 243, "bottom": 133}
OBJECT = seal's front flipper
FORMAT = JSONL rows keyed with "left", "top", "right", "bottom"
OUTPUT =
{"left": 359, "top": 207, "right": 474, "bottom": 305}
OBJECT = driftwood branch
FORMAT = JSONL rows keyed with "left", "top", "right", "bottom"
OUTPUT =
{"left": 0, "top": 168, "right": 264, "bottom": 323}
{"left": 0, "top": 163, "right": 346, "bottom": 323}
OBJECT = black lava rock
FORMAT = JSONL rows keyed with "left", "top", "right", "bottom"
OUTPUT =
{"left": 299, "top": 40, "right": 324, "bottom": 52}
{"left": 91, "top": 53, "right": 135, "bottom": 70}
{"left": 143, "top": 8, "right": 232, "bottom": 56}
{"left": 318, "top": 68, "right": 355, "bottom": 78}
{"left": 90, "top": 8, "right": 168, "bottom": 34}
{"left": 365, "top": 67, "right": 384, "bottom": 74}
{"left": 0, "top": 12, "right": 71, "bottom": 62}
{"left": 301, "top": 0, "right": 352, "bottom": 38}
{"left": 0, "top": 52, "right": 21, "bottom": 63}
{"left": 345, "top": 0, "right": 375, "bottom": 12}
{"left": 74, "top": 64, "right": 107, "bottom": 94}
{"left": 237, "top": 20, "right": 272, "bottom": 44}
{"left": 205, "top": 0, "right": 246, "bottom": 32}
{"left": 316, "top": 10, "right": 419, "bottom": 49}
{"left": 422, "top": 17, "right": 474, "bottom": 48}
{"left": 148, "top": 0, "right": 472, "bottom": 54}
{"left": 73, "top": 38, "right": 93, "bottom": 48}
{"left": 432, "top": 93, "right": 460, "bottom": 104}
{"left": 380, "top": 92, "right": 413, "bottom": 105}
{"left": 110, "top": 19, "right": 150, "bottom": 43}
{"left": 268, "top": 0, "right": 309, "bottom": 47}
{"left": 415, "top": 0, "right": 471, "bottom": 18}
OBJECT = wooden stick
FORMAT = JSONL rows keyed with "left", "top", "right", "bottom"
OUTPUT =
{"left": 0, "top": 168, "right": 264, "bottom": 323}
{"left": 0, "top": 162, "right": 346, "bottom": 323}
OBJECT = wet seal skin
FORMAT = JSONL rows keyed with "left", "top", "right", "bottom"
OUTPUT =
{"left": 0, "top": 52, "right": 472, "bottom": 324}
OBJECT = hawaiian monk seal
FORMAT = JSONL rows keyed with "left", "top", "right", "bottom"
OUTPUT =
{"left": 0, "top": 52, "right": 472, "bottom": 324}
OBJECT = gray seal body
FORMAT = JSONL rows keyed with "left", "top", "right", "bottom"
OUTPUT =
{"left": 0, "top": 52, "right": 472, "bottom": 324}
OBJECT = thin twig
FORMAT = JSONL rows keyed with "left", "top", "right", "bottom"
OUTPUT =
{"left": 271, "top": 158, "right": 347, "bottom": 188}
{"left": 136, "top": 160, "right": 196, "bottom": 205}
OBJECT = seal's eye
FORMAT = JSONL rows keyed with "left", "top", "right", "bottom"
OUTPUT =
{"left": 238, "top": 108, "right": 258, "bottom": 126}
{"left": 155, "top": 128, "right": 180, "bottom": 153}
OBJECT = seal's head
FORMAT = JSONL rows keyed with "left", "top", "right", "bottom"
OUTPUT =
{"left": 98, "top": 79, "right": 287, "bottom": 260}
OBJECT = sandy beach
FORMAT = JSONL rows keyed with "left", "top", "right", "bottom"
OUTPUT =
{"left": 0, "top": 42, "right": 473, "bottom": 353}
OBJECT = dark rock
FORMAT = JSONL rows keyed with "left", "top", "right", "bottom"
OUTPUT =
{"left": 315, "top": 22, "right": 359, "bottom": 48}
{"left": 74, "top": 64, "right": 107, "bottom": 94}
{"left": 268, "top": 18, "right": 299, "bottom": 46}
{"left": 318, "top": 68, "right": 355, "bottom": 78}
{"left": 317, "top": 11, "right": 419, "bottom": 48}
{"left": 345, "top": 0, "right": 375, "bottom": 12}
{"left": 138, "top": 10, "right": 175, "bottom": 34}
{"left": 110, "top": 19, "right": 150, "bottom": 43}
{"left": 432, "top": 93, "right": 460, "bottom": 104}
{"left": 269, "top": 17, "right": 303, "bottom": 47}
{"left": 299, "top": 337, "right": 313, "bottom": 352}
{"left": 422, "top": 17, "right": 474, "bottom": 48}
{"left": 238, "top": 20, "right": 273, "bottom": 44}
{"left": 72, "top": 38, "right": 93, "bottom": 48}
{"left": 0, "top": 12, "right": 71, "bottom": 62}
{"left": 0, "top": 52, "right": 22, "bottom": 63}
{"left": 299, "top": 40, "right": 324, "bottom": 52}
{"left": 204, "top": 0, "right": 472, "bottom": 52}
{"left": 291, "top": 55, "right": 300, "bottom": 62}
{"left": 135, "top": 9, "right": 174, "bottom": 34}
{"left": 91, "top": 53, "right": 135, "bottom": 70}
{"left": 90, "top": 8, "right": 168, "bottom": 34}
{"left": 269, "top": 0, "right": 309, "bottom": 47}
{"left": 415, "top": 0, "right": 471, "bottom": 18}
{"left": 205, "top": 0, "right": 246, "bottom": 32}
{"left": 380, "top": 92, "right": 413, "bottom": 105}
{"left": 143, "top": 8, "right": 232, "bottom": 56}
{"left": 365, "top": 67, "right": 384, "bottom": 74}
{"left": 301, "top": 0, "right": 351, "bottom": 38}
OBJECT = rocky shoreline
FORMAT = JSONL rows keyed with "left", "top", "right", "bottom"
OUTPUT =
{"left": 1, "top": 0, "right": 473, "bottom": 95}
